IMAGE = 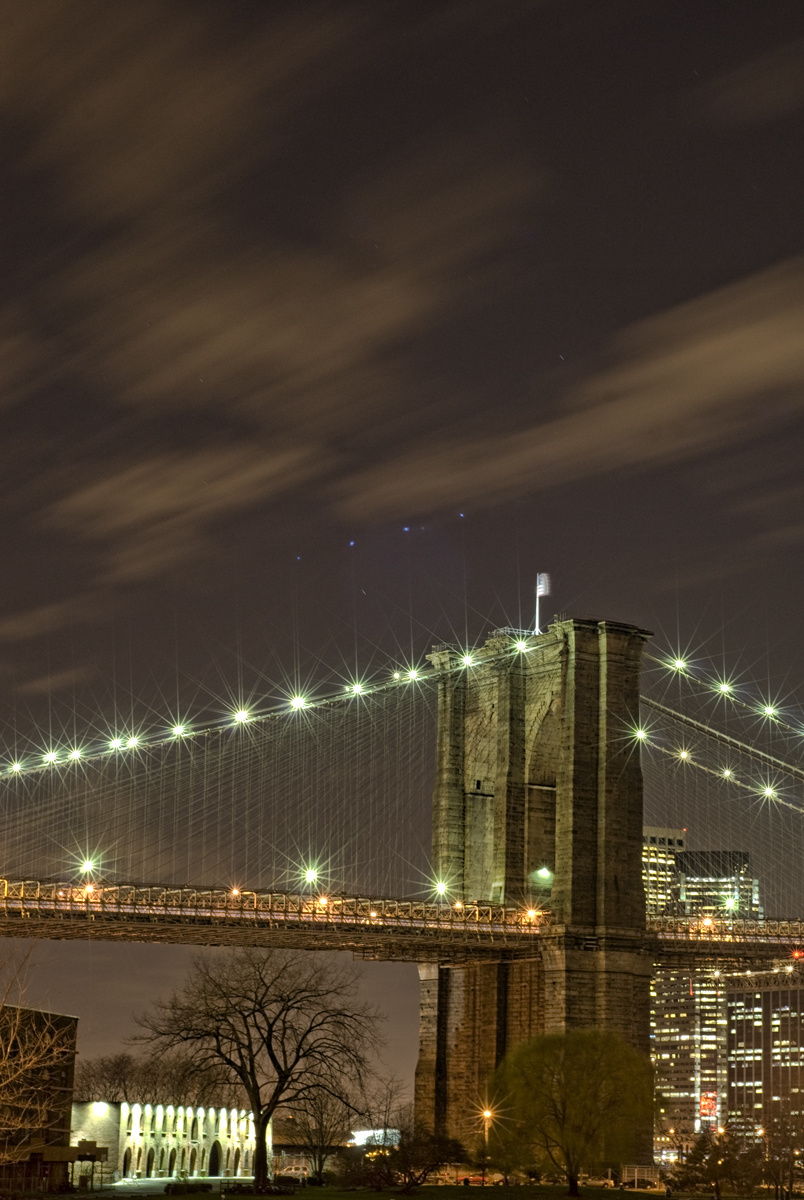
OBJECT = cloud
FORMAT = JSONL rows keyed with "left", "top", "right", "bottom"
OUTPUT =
{"left": 698, "top": 37, "right": 804, "bottom": 127}
{"left": 0, "top": 1, "right": 540, "bottom": 631}
{"left": 46, "top": 442, "right": 325, "bottom": 583}
{"left": 0, "top": 599, "right": 100, "bottom": 643}
{"left": 336, "top": 256, "right": 804, "bottom": 518}
{"left": 16, "top": 665, "right": 96, "bottom": 697}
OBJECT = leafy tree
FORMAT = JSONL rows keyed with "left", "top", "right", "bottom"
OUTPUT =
{"left": 484, "top": 1120, "right": 533, "bottom": 1184}
{"left": 494, "top": 1029, "right": 653, "bottom": 1197}
{"left": 136, "top": 948, "right": 381, "bottom": 1191}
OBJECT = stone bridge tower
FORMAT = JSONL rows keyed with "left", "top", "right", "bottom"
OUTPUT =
{"left": 415, "top": 618, "right": 656, "bottom": 1145}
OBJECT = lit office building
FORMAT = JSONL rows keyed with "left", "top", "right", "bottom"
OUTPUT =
{"left": 643, "top": 827, "right": 686, "bottom": 915}
{"left": 676, "top": 850, "right": 763, "bottom": 920}
{"left": 727, "top": 968, "right": 804, "bottom": 1133}
{"left": 647, "top": 841, "right": 763, "bottom": 1158}
{"left": 653, "top": 967, "right": 728, "bottom": 1153}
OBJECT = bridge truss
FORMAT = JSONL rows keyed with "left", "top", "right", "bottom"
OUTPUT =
{"left": 1, "top": 877, "right": 803, "bottom": 969}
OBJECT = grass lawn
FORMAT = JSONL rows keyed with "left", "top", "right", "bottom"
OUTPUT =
{"left": 252, "top": 1189, "right": 646, "bottom": 1200}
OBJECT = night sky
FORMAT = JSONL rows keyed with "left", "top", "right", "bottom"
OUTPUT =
{"left": 3, "top": 0, "right": 804, "bottom": 1095}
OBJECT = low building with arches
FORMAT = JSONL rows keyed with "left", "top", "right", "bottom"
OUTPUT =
{"left": 71, "top": 1100, "right": 259, "bottom": 1183}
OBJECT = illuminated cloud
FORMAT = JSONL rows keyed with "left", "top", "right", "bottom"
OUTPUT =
{"left": 698, "top": 38, "right": 804, "bottom": 126}
{"left": 337, "top": 256, "right": 804, "bottom": 518}
{"left": 0, "top": 1, "right": 539, "bottom": 611}
{"left": 46, "top": 444, "right": 324, "bottom": 583}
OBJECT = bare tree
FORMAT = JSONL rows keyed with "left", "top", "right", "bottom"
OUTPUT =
{"left": 388, "top": 1107, "right": 466, "bottom": 1194}
{"left": 74, "top": 1049, "right": 245, "bottom": 1108}
{"left": 282, "top": 1091, "right": 355, "bottom": 1183}
{"left": 136, "top": 949, "right": 381, "bottom": 1191}
{"left": 0, "top": 958, "right": 77, "bottom": 1165}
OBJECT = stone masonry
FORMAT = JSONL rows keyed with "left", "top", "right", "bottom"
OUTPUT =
{"left": 414, "top": 618, "right": 656, "bottom": 1148}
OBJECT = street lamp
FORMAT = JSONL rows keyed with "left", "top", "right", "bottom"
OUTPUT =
{"left": 482, "top": 1109, "right": 493, "bottom": 1186}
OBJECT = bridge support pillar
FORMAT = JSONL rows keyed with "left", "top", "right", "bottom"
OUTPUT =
{"left": 416, "top": 617, "right": 655, "bottom": 1150}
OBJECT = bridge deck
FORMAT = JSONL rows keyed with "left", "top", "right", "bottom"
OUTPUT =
{"left": 0, "top": 880, "right": 801, "bottom": 963}
{"left": 0, "top": 879, "right": 544, "bottom": 961}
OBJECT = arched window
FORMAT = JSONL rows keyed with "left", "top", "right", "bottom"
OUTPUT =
{"left": 233, "top": 1149, "right": 240, "bottom": 1177}
{"left": 150, "top": 1112, "right": 156, "bottom": 1135}
{"left": 189, "top": 1148, "right": 197, "bottom": 1177}
{"left": 169, "top": 1148, "right": 177, "bottom": 1176}
{"left": 201, "top": 1148, "right": 206, "bottom": 1170}
{"left": 159, "top": 1149, "right": 165, "bottom": 1171}
{"left": 126, "top": 1112, "right": 133, "bottom": 1134}
{"left": 146, "top": 1148, "right": 155, "bottom": 1177}
{"left": 180, "top": 1149, "right": 186, "bottom": 1172}
{"left": 123, "top": 1149, "right": 132, "bottom": 1178}
{"left": 136, "top": 1148, "right": 142, "bottom": 1170}
{"left": 191, "top": 1117, "right": 199, "bottom": 1141}
{"left": 162, "top": 1113, "right": 168, "bottom": 1134}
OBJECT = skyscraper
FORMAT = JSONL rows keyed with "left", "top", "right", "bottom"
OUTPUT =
{"left": 727, "top": 967, "right": 804, "bottom": 1132}
{"left": 644, "top": 836, "right": 763, "bottom": 1157}
{"left": 643, "top": 827, "right": 687, "bottom": 915}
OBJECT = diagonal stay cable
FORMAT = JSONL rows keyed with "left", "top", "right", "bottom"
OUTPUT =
{"left": 639, "top": 695, "right": 804, "bottom": 782}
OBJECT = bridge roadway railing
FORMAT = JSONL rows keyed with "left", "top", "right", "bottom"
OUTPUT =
{"left": 0, "top": 879, "right": 546, "bottom": 958}
{"left": 647, "top": 914, "right": 804, "bottom": 961}
{"left": 1, "top": 880, "right": 802, "bottom": 961}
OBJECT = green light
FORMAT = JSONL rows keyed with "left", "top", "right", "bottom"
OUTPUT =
{"left": 43, "top": 751, "right": 58, "bottom": 764}
{"left": 634, "top": 728, "right": 646, "bottom": 740}
{"left": 515, "top": 640, "right": 528, "bottom": 651}
{"left": 305, "top": 868, "right": 318, "bottom": 884}
{"left": 435, "top": 881, "right": 447, "bottom": 896}
{"left": 718, "top": 682, "right": 731, "bottom": 694}
{"left": 69, "top": 749, "right": 82, "bottom": 760}
{"left": 290, "top": 696, "right": 307, "bottom": 709}
{"left": 673, "top": 658, "right": 686, "bottom": 671}
{"left": 233, "top": 710, "right": 249, "bottom": 723}
{"left": 723, "top": 768, "right": 732, "bottom": 779}
{"left": 393, "top": 672, "right": 401, "bottom": 680}
{"left": 407, "top": 670, "right": 419, "bottom": 681}
{"left": 351, "top": 683, "right": 363, "bottom": 694}
{"left": 724, "top": 897, "right": 736, "bottom": 911}
{"left": 537, "top": 867, "right": 552, "bottom": 879}
{"left": 679, "top": 749, "right": 689, "bottom": 759}
{"left": 127, "top": 736, "right": 139, "bottom": 748}
{"left": 462, "top": 655, "right": 473, "bottom": 666}
{"left": 763, "top": 705, "right": 776, "bottom": 717}
{"left": 172, "top": 725, "right": 186, "bottom": 737}
{"left": 109, "top": 737, "right": 123, "bottom": 750}
{"left": 10, "top": 762, "right": 21, "bottom": 773}
{"left": 764, "top": 786, "right": 775, "bottom": 798}
{"left": 81, "top": 859, "right": 94, "bottom": 873}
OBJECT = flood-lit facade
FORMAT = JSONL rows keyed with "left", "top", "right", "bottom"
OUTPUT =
{"left": 71, "top": 1101, "right": 258, "bottom": 1183}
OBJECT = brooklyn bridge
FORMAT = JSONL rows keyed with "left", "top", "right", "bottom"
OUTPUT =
{"left": 2, "top": 616, "right": 803, "bottom": 1141}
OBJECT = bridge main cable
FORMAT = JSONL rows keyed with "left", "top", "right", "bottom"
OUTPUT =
{"left": 639, "top": 695, "right": 804, "bottom": 783}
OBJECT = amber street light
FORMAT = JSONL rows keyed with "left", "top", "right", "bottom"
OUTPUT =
{"left": 482, "top": 1110, "right": 493, "bottom": 1186}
